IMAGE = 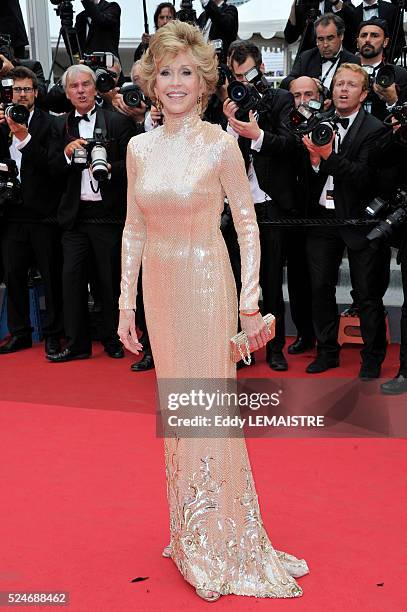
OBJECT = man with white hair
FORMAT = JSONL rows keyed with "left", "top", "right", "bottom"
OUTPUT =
{"left": 47, "top": 64, "right": 136, "bottom": 363}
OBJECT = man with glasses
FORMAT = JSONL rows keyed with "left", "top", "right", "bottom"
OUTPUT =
{"left": 281, "top": 13, "right": 359, "bottom": 93}
{"left": 0, "top": 66, "right": 63, "bottom": 356}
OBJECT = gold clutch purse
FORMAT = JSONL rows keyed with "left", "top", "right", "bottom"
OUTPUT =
{"left": 230, "top": 313, "right": 275, "bottom": 365}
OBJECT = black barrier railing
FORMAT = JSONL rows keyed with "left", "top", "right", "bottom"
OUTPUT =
{"left": 6, "top": 217, "right": 380, "bottom": 227}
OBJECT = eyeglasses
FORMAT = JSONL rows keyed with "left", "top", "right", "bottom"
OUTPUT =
{"left": 12, "top": 86, "right": 34, "bottom": 93}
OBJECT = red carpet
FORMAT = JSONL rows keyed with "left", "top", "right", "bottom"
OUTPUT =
{"left": 0, "top": 342, "right": 406, "bottom": 611}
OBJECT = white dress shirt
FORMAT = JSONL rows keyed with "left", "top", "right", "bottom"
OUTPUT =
{"left": 362, "top": 1, "right": 379, "bottom": 21}
{"left": 320, "top": 47, "right": 342, "bottom": 90}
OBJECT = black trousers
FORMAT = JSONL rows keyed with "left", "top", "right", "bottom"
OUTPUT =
{"left": 221, "top": 201, "right": 287, "bottom": 353}
{"left": 2, "top": 222, "right": 63, "bottom": 338}
{"left": 399, "top": 243, "right": 407, "bottom": 375}
{"left": 256, "top": 202, "right": 286, "bottom": 353}
{"left": 62, "top": 223, "right": 122, "bottom": 353}
{"left": 286, "top": 227, "right": 315, "bottom": 342}
{"left": 306, "top": 224, "right": 390, "bottom": 365}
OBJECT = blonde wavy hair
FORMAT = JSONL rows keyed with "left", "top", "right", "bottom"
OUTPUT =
{"left": 332, "top": 63, "right": 369, "bottom": 91}
{"left": 138, "top": 20, "right": 218, "bottom": 112}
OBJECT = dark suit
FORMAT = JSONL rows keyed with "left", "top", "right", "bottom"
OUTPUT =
{"left": 73, "top": 0, "right": 121, "bottom": 57}
{"left": 1, "top": 107, "right": 63, "bottom": 339}
{"left": 280, "top": 47, "right": 360, "bottom": 91}
{"left": 284, "top": 0, "right": 358, "bottom": 53}
{"left": 236, "top": 89, "right": 298, "bottom": 354}
{"left": 49, "top": 107, "right": 136, "bottom": 353}
{"left": 0, "top": 0, "right": 28, "bottom": 57}
{"left": 307, "top": 108, "right": 391, "bottom": 366}
{"left": 354, "top": 0, "right": 406, "bottom": 61}
{"left": 197, "top": 1, "right": 238, "bottom": 62}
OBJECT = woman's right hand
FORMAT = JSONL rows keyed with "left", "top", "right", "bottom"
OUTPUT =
{"left": 118, "top": 309, "right": 143, "bottom": 354}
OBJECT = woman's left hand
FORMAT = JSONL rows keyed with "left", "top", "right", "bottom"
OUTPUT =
{"left": 239, "top": 312, "right": 272, "bottom": 352}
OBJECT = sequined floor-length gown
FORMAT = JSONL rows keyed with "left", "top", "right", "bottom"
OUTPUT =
{"left": 120, "top": 111, "right": 309, "bottom": 597}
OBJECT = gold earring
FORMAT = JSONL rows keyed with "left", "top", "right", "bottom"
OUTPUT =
{"left": 156, "top": 97, "right": 162, "bottom": 113}
{"left": 197, "top": 95, "right": 202, "bottom": 116}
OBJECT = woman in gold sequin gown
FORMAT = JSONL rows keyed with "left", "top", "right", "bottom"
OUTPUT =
{"left": 118, "top": 21, "right": 308, "bottom": 601}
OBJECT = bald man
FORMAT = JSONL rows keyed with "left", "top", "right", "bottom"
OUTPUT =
{"left": 289, "top": 76, "right": 321, "bottom": 109}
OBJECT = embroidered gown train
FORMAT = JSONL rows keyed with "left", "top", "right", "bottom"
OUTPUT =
{"left": 119, "top": 111, "right": 309, "bottom": 597}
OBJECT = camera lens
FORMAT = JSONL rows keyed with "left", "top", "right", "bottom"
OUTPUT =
{"left": 95, "top": 69, "right": 116, "bottom": 94}
{"left": 228, "top": 81, "right": 249, "bottom": 105}
{"left": 121, "top": 84, "right": 143, "bottom": 108}
{"left": 376, "top": 65, "right": 395, "bottom": 89}
{"left": 90, "top": 145, "right": 109, "bottom": 182}
{"left": 5, "top": 104, "right": 30, "bottom": 125}
{"left": 311, "top": 122, "right": 333, "bottom": 146}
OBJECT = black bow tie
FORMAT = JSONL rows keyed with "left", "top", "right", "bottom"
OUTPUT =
{"left": 74, "top": 107, "right": 97, "bottom": 123}
{"left": 321, "top": 55, "right": 339, "bottom": 64}
{"left": 334, "top": 115, "right": 350, "bottom": 129}
{"left": 364, "top": 3, "right": 378, "bottom": 10}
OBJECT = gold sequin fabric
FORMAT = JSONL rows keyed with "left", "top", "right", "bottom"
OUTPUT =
{"left": 120, "top": 111, "right": 309, "bottom": 597}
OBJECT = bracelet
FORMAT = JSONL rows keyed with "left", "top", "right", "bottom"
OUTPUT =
{"left": 240, "top": 309, "right": 260, "bottom": 317}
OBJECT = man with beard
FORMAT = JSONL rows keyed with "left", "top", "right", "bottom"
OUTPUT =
{"left": 357, "top": 19, "right": 407, "bottom": 121}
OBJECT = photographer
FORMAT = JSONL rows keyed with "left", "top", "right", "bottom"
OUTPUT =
{"left": 284, "top": 1, "right": 358, "bottom": 53}
{"left": 223, "top": 41, "right": 297, "bottom": 371}
{"left": 198, "top": 0, "right": 238, "bottom": 63}
{"left": 302, "top": 63, "right": 391, "bottom": 378}
{"left": 357, "top": 19, "right": 407, "bottom": 121}
{"left": 74, "top": 0, "right": 121, "bottom": 57}
{"left": 0, "top": 67, "right": 63, "bottom": 356}
{"left": 354, "top": 0, "right": 406, "bottom": 62}
{"left": 0, "top": 42, "right": 47, "bottom": 99}
{"left": 133, "top": 2, "right": 176, "bottom": 62}
{"left": 0, "top": 1, "right": 28, "bottom": 59}
{"left": 281, "top": 13, "right": 359, "bottom": 93}
{"left": 47, "top": 64, "right": 136, "bottom": 363}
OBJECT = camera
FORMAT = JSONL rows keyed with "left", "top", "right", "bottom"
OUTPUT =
{"left": 176, "top": 0, "right": 197, "bottom": 25}
{"left": 227, "top": 67, "right": 274, "bottom": 119}
{"left": 0, "top": 159, "right": 21, "bottom": 216}
{"left": 49, "top": 0, "right": 75, "bottom": 29}
{"left": 384, "top": 102, "right": 407, "bottom": 146}
{"left": 287, "top": 102, "right": 337, "bottom": 146}
{"left": 83, "top": 52, "right": 116, "bottom": 93}
{"left": 72, "top": 128, "right": 110, "bottom": 183}
{"left": 210, "top": 39, "right": 233, "bottom": 87}
{"left": 0, "top": 79, "right": 30, "bottom": 125}
{"left": 366, "top": 189, "right": 407, "bottom": 243}
{"left": 0, "top": 34, "right": 12, "bottom": 70}
{"left": 119, "top": 83, "right": 150, "bottom": 109}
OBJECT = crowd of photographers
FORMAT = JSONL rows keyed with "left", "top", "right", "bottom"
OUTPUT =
{"left": 0, "top": 0, "right": 407, "bottom": 395}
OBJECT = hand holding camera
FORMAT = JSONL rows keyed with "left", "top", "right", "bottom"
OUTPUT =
{"left": 64, "top": 138, "right": 88, "bottom": 160}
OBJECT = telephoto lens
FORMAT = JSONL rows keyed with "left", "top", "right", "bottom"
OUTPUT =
{"left": 90, "top": 145, "right": 109, "bottom": 182}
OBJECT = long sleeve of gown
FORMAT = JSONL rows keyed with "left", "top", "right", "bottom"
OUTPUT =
{"left": 219, "top": 134, "right": 261, "bottom": 311}
{"left": 119, "top": 137, "right": 146, "bottom": 310}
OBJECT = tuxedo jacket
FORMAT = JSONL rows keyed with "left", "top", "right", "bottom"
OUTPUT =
{"left": 0, "top": 0, "right": 28, "bottom": 50}
{"left": 49, "top": 107, "right": 136, "bottom": 230}
{"left": 74, "top": 0, "right": 121, "bottom": 57}
{"left": 355, "top": 0, "right": 406, "bottom": 60}
{"left": 310, "top": 107, "right": 389, "bottom": 249}
{"left": 284, "top": 0, "right": 358, "bottom": 53}
{"left": 197, "top": 1, "right": 238, "bottom": 61}
{"left": 237, "top": 88, "right": 298, "bottom": 212}
{"left": 0, "top": 107, "right": 62, "bottom": 219}
{"left": 280, "top": 47, "right": 360, "bottom": 91}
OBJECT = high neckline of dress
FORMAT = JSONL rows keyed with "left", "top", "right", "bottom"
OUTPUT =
{"left": 163, "top": 109, "right": 202, "bottom": 135}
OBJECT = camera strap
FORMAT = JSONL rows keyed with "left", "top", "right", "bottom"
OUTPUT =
{"left": 94, "top": 108, "right": 107, "bottom": 140}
